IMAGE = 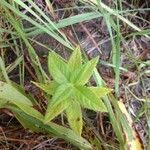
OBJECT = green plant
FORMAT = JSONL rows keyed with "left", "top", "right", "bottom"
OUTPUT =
{"left": 0, "top": 80, "right": 92, "bottom": 149}
{"left": 33, "top": 47, "right": 111, "bottom": 135}
{"left": 1, "top": 0, "right": 148, "bottom": 149}
{"left": 0, "top": 48, "right": 110, "bottom": 149}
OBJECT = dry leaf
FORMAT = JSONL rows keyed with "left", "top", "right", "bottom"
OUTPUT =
{"left": 118, "top": 100, "right": 143, "bottom": 150}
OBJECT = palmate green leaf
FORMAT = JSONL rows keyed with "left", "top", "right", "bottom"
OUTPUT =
{"left": 48, "top": 52, "right": 70, "bottom": 84}
{"left": 44, "top": 83, "right": 73, "bottom": 123}
{"left": 74, "top": 86, "right": 107, "bottom": 112}
{"left": 89, "top": 87, "right": 112, "bottom": 98}
{"left": 11, "top": 107, "right": 92, "bottom": 149}
{"left": 70, "top": 56, "right": 99, "bottom": 85}
{"left": 66, "top": 100, "right": 83, "bottom": 135}
{"left": 0, "top": 81, "right": 32, "bottom": 106}
{"left": 32, "top": 81, "right": 59, "bottom": 95}
{"left": 68, "top": 46, "right": 82, "bottom": 71}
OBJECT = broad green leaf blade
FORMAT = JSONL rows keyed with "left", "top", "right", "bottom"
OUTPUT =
{"left": 0, "top": 99, "right": 7, "bottom": 108}
{"left": 44, "top": 83, "right": 73, "bottom": 123}
{"left": 32, "top": 81, "right": 59, "bottom": 95}
{"left": 1, "top": 100, "right": 43, "bottom": 121}
{"left": 70, "top": 57, "right": 99, "bottom": 85}
{"left": 44, "top": 99, "right": 70, "bottom": 123}
{"left": 12, "top": 102, "right": 44, "bottom": 121}
{"left": 68, "top": 46, "right": 82, "bottom": 71}
{"left": 48, "top": 123, "right": 92, "bottom": 150}
{"left": 11, "top": 107, "right": 92, "bottom": 149}
{"left": 89, "top": 87, "right": 112, "bottom": 98}
{"left": 11, "top": 81, "right": 37, "bottom": 104}
{"left": 0, "top": 82, "right": 41, "bottom": 119}
{"left": 48, "top": 52, "right": 70, "bottom": 83}
{"left": 12, "top": 107, "right": 41, "bottom": 132}
{"left": 66, "top": 101, "right": 83, "bottom": 135}
{"left": 0, "top": 81, "right": 32, "bottom": 106}
{"left": 74, "top": 86, "right": 107, "bottom": 112}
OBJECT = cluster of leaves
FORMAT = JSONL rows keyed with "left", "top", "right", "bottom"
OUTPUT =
{"left": 0, "top": 80, "right": 92, "bottom": 149}
{"left": 34, "top": 47, "right": 110, "bottom": 135}
{"left": 0, "top": 48, "right": 111, "bottom": 149}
